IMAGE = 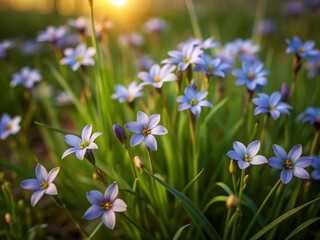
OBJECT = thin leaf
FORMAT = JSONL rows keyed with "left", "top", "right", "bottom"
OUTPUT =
{"left": 202, "top": 97, "right": 229, "bottom": 126}
{"left": 215, "top": 182, "right": 234, "bottom": 195}
{"left": 203, "top": 196, "right": 229, "bottom": 213}
{"left": 242, "top": 194, "right": 266, "bottom": 227}
{"left": 34, "top": 121, "right": 79, "bottom": 136}
{"left": 182, "top": 168, "right": 204, "bottom": 194}
{"left": 249, "top": 197, "right": 320, "bottom": 240}
{"left": 172, "top": 223, "right": 191, "bottom": 240}
{"left": 284, "top": 217, "right": 320, "bottom": 240}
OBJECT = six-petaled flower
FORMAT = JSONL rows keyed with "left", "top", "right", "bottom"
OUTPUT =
{"left": 20, "top": 164, "right": 60, "bottom": 207}
{"left": 138, "top": 64, "right": 177, "bottom": 88}
{"left": 111, "top": 81, "right": 143, "bottom": 103}
{"left": 194, "top": 54, "right": 230, "bottom": 78}
{"left": 37, "top": 26, "right": 68, "bottom": 43}
{"left": 83, "top": 182, "right": 127, "bottom": 230}
{"left": 268, "top": 144, "right": 312, "bottom": 184}
{"left": 10, "top": 67, "right": 42, "bottom": 89}
{"left": 286, "top": 36, "right": 318, "bottom": 58}
{"left": 0, "top": 113, "right": 21, "bottom": 140}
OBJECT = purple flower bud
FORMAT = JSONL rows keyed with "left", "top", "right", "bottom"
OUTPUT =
{"left": 281, "top": 83, "right": 290, "bottom": 102}
{"left": 112, "top": 124, "right": 127, "bottom": 145}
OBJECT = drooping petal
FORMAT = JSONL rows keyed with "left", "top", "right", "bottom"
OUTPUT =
{"left": 233, "top": 141, "right": 246, "bottom": 156}
{"left": 82, "top": 124, "right": 92, "bottom": 140}
{"left": 45, "top": 183, "right": 58, "bottom": 195}
{"left": 87, "top": 190, "right": 104, "bottom": 205}
{"left": 20, "top": 179, "right": 41, "bottom": 191}
{"left": 90, "top": 132, "right": 103, "bottom": 142}
{"left": 112, "top": 199, "right": 127, "bottom": 212}
{"left": 294, "top": 157, "right": 312, "bottom": 168}
{"left": 191, "top": 105, "right": 201, "bottom": 116}
{"left": 151, "top": 125, "right": 168, "bottom": 135}
{"left": 268, "top": 157, "right": 283, "bottom": 169}
{"left": 76, "top": 149, "right": 86, "bottom": 160}
{"left": 137, "top": 111, "right": 149, "bottom": 125}
{"left": 130, "top": 134, "right": 145, "bottom": 147}
{"left": 288, "top": 144, "right": 302, "bottom": 161}
{"left": 272, "top": 144, "right": 287, "bottom": 160}
{"left": 144, "top": 135, "right": 157, "bottom": 151}
{"left": 247, "top": 140, "right": 260, "bottom": 157}
{"left": 178, "top": 103, "right": 191, "bottom": 111}
{"left": 281, "top": 169, "right": 293, "bottom": 184}
{"left": 250, "top": 155, "right": 267, "bottom": 165}
{"left": 63, "top": 134, "right": 82, "bottom": 146}
{"left": 269, "top": 110, "right": 280, "bottom": 120}
{"left": 31, "top": 190, "right": 45, "bottom": 207}
{"left": 47, "top": 167, "right": 60, "bottom": 183}
{"left": 292, "top": 167, "right": 310, "bottom": 179}
{"left": 238, "top": 161, "right": 250, "bottom": 169}
{"left": 148, "top": 114, "right": 160, "bottom": 129}
{"left": 105, "top": 182, "right": 119, "bottom": 202}
{"left": 102, "top": 210, "right": 116, "bottom": 230}
{"left": 125, "top": 122, "right": 144, "bottom": 133}
{"left": 83, "top": 205, "right": 104, "bottom": 220}
{"left": 35, "top": 164, "right": 48, "bottom": 182}
{"left": 62, "top": 147, "right": 79, "bottom": 159}
{"left": 227, "top": 150, "right": 243, "bottom": 162}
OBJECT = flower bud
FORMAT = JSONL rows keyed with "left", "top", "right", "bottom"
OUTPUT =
{"left": 281, "top": 83, "right": 289, "bottom": 103}
{"left": 134, "top": 156, "right": 144, "bottom": 170}
{"left": 226, "top": 194, "right": 238, "bottom": 211}
{"left": 112, "top": 124, "right": 127, "bottom": 145}
{"left": 229, "top": 160, "right": 236, "bottom": 175}
{"left": 4, "top": 213, "right": 12, "bottom": 224}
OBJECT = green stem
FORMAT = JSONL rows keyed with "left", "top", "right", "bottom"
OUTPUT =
{"left": 125, "top": 146, "right": 137, "bottom": 180}
{"left": 185, "top": 0, "right": 202, "bottom": 39}
{"left": 223, "top": 209, "right": 232, "bottom": 240}
{"left": 146, "top": 146, "right": 153, "bottom": 175}
{"left": 310, "top": 130, "right": 320, "bottom": 155}
{"left": 241, "top": 179, "right": 281, "bottom": 240}
{"left": 288, "top": 55, "right": 301, "bottom": 102}
{"left": 87, "top": 221, "right": 103, "bottom": 240}
{"left": 259, "top": 114, "right": 270, "bottom": 145}
{"left": 52, "top": 195, "right": 89, "bottom": 238}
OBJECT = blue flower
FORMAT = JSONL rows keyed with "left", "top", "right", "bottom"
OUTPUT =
{"left": 0, "top": 39, "right": 15, "bottom": 58}
{"left": 162, "top": 42, "right": 204, "bottom": 71}
{"left": 10, "top": 67, "right": 42, "bottom": 89}
{"left": 20, "top": 164, "right": 60, "bottom": 207}
{"left": 268, "top": 144, "right": 312, "bottom": 184}
{"left": 62, "top": 124, "right": 102, "bottom": 160}
{"left": 297, "top": 107, "right": 320, "bottom": 126}
{"left": 232, "top": 61, "right": 269, "bottom": 91}
{"left": 143, "top": 18, "right": 168, "bottom": 34}
{"left": 286, "top": 36, "right": 318, "bottom": 58}
{"left": 111, "top": 81, "right": 143, "bottom": 103}
{"left": 60, "top": 43, "right": 96, "bottom": 71}
{"left": 138, "top": 64, "right": 177, "bottom": 88}
{"left": 230, "top": 39, "right": 260, "bottom": 61}
{"left": 83, "top": 182, "right": 127, "bottom": 230}
{"left": 68, "top": 16, "right": 89, "bottom": 33}
{"left": 192, "top": 37, "right": 220, "bottom": 50}
{"left": 176, "top": 86, "right": 213, "bottom": 116}
{"left": 194, "top": 54, "right": 230, "bottom": 77}
{"left": 0, "top": 114, "right": 21, "bottom": 140}
{"left": 252, "top": 92, "right": 292, "bottom": 119}
{"left": 311, "top": 155, "right": 320, "bottom": 180}
{"left": 227, "top": 140, "right": 267, "bottom": 169}
{"left": 306, "top": 52, "right": 320, "bottom": 78}
{"left": 37, "top": 25, "right": 68, "bottom": 43}
{"left": 125, "top": 111, "right": 167, "bottom": 151}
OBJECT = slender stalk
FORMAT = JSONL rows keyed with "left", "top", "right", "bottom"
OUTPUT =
{"left": 241, "top": 179, "right": 281, "bottom": 240}
{"left": 185, "top": 0, "right": 202, "bottom": 39}
{"left": 288, "top": 55, "right": 301, "bottom": 102}
{"left": 52, "top": 195, "right": 89, "bottom": 238}
{"left": 259, "top": 114, "right": 270, "bottom": 145}
{"left": 310, "top": 130, "right": 320, "bottom": 155}
{"left": 223, "top": 209, "right": 232, "bottom": 240}
{"left": 87, "top": 221, "right": 103, "bottom": 240}
{"left": 125, "top": 146, "right": 137, "bottom": 180}
{"left": 146, "top": 147, "right": 153, "bottom": 175}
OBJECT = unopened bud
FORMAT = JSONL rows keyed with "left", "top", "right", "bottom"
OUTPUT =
{"left": 226, "top": 194, "right": 238, "bottom": 210}
{"left": 134, "top": 156, "right": 144, "bottom": 170}
{"left": 4, "top": 213, "right": 12, "bottom": 224}
{"left": 281, "top": 83, "right": 289, "bottom": 103}
{"left": 229, "top": 160, "right": 236, "bottom": 175}
{"left": 244, "top": 174, "right": 249, "bottom": 183}
{"left": 112, "top": 124, "right": 127, "bottom": 145}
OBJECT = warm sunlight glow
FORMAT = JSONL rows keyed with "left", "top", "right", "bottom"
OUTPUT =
{"left": 110, "top": 0, "right": 127, "bottom": 7}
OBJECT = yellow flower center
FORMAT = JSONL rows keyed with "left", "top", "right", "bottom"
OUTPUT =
{"left": 5, "top": 124, "right": 12, "bottom": 131}
{"left": 102, "top": 202, "right": 112, "bottom": 210}
{"left": 126, "top": 94, "right": 133, "bottom": 101}
{"left": 244, "top": 154, "right": 251, "bottom": 162}
{"left": 247, "top": 72, "right": 254, "bottom": 80}
{"left": 142, "top": 126, "right": 151, "bottom": 136}
{"left": 183, "top": 56, "right": 191, "bottom": 63}
{"left": 283, "top": 160, "right": 293, "bottom": 169}
{"left": 268, "top": 104, "right": 275, "bottom": 110}
{"left": 79, "top": 140, "right": 90, "bottom": 149}
{"left": 206, "top": 66, "right": 214, "bottom": 72}
{"left": 76, "top": 55, "right": 83, "bottom": 62}
{"left": 40, "top": 181, "right": 49, "bottom": 189}
{"left": 189, "top": 98, "right": 197, "bottom": 106}
{"left": 153, "top": 76, "right": 161, "bottom": 83}
{"left": 297, "top": 48, "right": 305, "bottom": 54}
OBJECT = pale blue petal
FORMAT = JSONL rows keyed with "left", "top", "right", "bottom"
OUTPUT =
{"left": 270, "top": 92, "right": 281, "bottom": 105}
{"left": 130, "top": 134, "right": 145, "bottom": 146}
{"left": 90, "top": 132, "right": 102, "bottom": 142}
{"left": 62, "top": 147, "right": 79, "bottom": 159}
{"left": 288, "top": 144, "right": 302, "bottom": 161}
{"left": 293, "top": 167, "right": 310, "bottom": 179}
{"left": 176, "top": 95, "right": 188, "bottom": 103}
{"left": 76, "top": 149, "right": 86, "bottom": 160}
{"left": 36, "top": 164, "right": 48, "bottom": 182}
{"left": 151, "top": 125, "right": 167, "bottom": 135}
{"left": 148, "top": 114, "right": 160, "bottom": 129}
{"left": 178, "top": 103, "right": 191, "bottom": 111}
{"left": 137, "top": 111, "right": 148, "bottom": 125}
{"left": 20, "top": 179, "right": 41, "bottom": 190}
{"left": 247, "top": 140, "right": 260, "bottom": 157}
{"left": 47, "top": 167, "right": 60, "bottom": 183}
{"left": 294, "top": 157, "right": 312, "bottom": 168}
{"left": 238, "top": 161, "right": 250, "bottom": 169}
{"left": 44, "top": 183, "right": 57, "bottom": 195}
{"left": 191, "top": 105, "right": 201, "bottom": 116}
{"left": 251, "top": 155, "right": 267, "bottom": 165}
{"left": 105, "top": 182, "right": 118, "bottom": 202}
{"left": 31, "top": 190, "right": 45, "bottom": 207}
{"left": 281, "top": 169, "right": 293, "bottom": 184}
{"left": 178, "top": 62, "right": 189, "bottom": 71}
{"left": 125, "top": 122, "right": 143, "bottom": 133}
{"left": 144, "top": 135, "right": 157, "bottom": 150}
{"left": 270, "top": 110, "right": 280, "bottom": 120}
{"left": 272, "top": 144, "right": 287, "bottom": 160}
{"left": 88, "top": 142, "right": 98, "bottom": 149}
{"left": 112, "top": 199, "right": 127, "bottom": 212}
{"left": 102, "top": 210, "right": 116, "bottom": 230}
{"left": 227, "top": 150, "right": 243, "bottom": 162}
{"left": 198, "top": 100, "right": 213, "bottom": 108}
{"left": 233, "top": 141, "right": 246, "bottom": 156}
{"left": 82, "top": 125, "right": 92, "bottom": 140}
{"left": 87, "top": 190, "right": 104, "bottom": 205}
{"left": 196, "top": 91, "right": 208, "bottom": 101}
{"left": 268, "top": 157, "right": 283, "bottom": 169}
{"left": 83, "top": 205, "right": 104, "bottom": 220}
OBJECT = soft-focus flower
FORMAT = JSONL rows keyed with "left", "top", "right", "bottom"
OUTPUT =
{"left": 125, "top": 111, "right": 167, "bottom": 151}
{"left": 62, "top": 124, "right": 102, "bottom": 160}
{"left": 194, "top": 54, "right": 230, "bottom": 77}
{"left": 137, "top": 55, "right": 154, "bottom": 71}
{"left": 176, "top": 86, "right": 213, "bottom": 116}
{"left": 138, "top": 64, "right": 177, "bottom": 88}
{"left": 311, "top": 155, "right": 320, "bottom": 180}
{"left": 231, "top": 39, "right": 260, "bottom": 60}
{"left": 0, "top": 39, "right": 15, "bottom": 58}
{"left": 20, "top": 164, "right": 60, "bottom": 207}
{"left": 111, "top": 81, "right": 143, "bottom": 103}
{"left": 21, "top": 40, "right": 41, "bottom": 56}
{"left": 283, "top": 1, "right": 305, "bottom": 15}
{"left": 233, "top": 61, "right": 269, "bottom": 91}
{"left": 55, "top": 91, "right": 73, "bottom": 106}
{"left": 162, "top": 42, "right": 204, "bottom": 71}
{"left": 252, "top": 92, "right": 292, "bottom": 119}
{"left": 286, "top": 36, "right": 318, "bottom": 58}
{"left": 118, "top": 33, "right": 143, "bottom": 48}
{"left": 254, "top": 19, "right": 277, "bottom": 35}
{"left": 10, "top": 67, "right": 42, "bottom": 89}
{"left": 37, "top": 26, "right": 68, "bottom": 43}
{"left": 297, "top": 107, "right": 320, "bottom": 127}
{"left": 112, "top": 124, "right": 127, "bottom": 145}
{"left": 268, "top": 144, "right": 312, "bottom": 184}
{"left": 68, "top": 17, "right": 89, "bottom": 34}
{"left": 280, "top": 83, "right": 290, "bottom": 102}
{"left": 0, "top": 114, "right": 21, "bottom": 140}
{"left": 143, "top": 18, "right": 168, "bottom": 34}
{"left": 305, "top": 52, "right": 320, "bottom": 78}
{"left": 192, "top": 37, "right": 220, "bottom": 50}
{"left": 83, "top": 182, "right": 127, "bottom": 230}
{"left": 227, "top": 140, "right": 267, "bottom": 169}
{"left": 60, "top": 43, "right": 95, "bottom": 71}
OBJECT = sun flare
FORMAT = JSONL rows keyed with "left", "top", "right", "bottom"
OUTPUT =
{"left": 110, "top": 0, "right": 127, "bottom": 7}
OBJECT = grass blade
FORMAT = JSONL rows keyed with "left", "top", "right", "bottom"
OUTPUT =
{"left": 284, "top": 217, "right": 320, "bottom": 240}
